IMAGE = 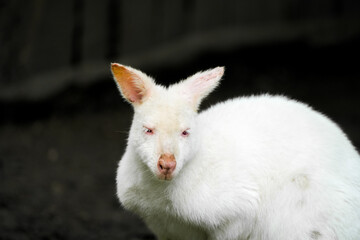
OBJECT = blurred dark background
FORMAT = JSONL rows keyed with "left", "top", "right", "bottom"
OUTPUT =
{"left": 0, "top": 1, "right": 359, "bottom": 239}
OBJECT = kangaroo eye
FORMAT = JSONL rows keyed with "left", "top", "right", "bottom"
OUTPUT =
{"left": 181, "top": 130, "right": 190, "bottom": 137}
{"left": 144, "top": 127, "right": 154, "bottom": 135}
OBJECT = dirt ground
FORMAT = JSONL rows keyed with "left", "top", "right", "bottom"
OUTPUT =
{"left": 0, "top": 109, "right": 157, "bottom": 239}
{"left": 1, "top": 45, "right": 359, "bottom": 239}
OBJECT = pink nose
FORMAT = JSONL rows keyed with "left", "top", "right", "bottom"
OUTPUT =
{"left": 157, "top": 154, "right": 176, "bottom": 177}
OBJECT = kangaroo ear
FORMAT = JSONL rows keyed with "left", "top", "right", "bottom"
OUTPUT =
{"left": 179, "top": 67, "right": 224, "bottom": 110}
{"left": 111, "top": 63, "right": 154, "bottom": 105}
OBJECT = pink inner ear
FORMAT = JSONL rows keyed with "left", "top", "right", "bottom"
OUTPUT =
{"left": 123, "top": 75, "right": 145, "bottom": 103}
{"left": 112, "top": 64, "right": 146, "bottom": 104}
{"left": 198, "top": 67, "right": 223, "bottom": 82}
{"left": 191, "top": 67, "right": 224, "bottom": 95}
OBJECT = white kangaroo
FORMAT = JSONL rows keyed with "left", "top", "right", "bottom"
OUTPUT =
{"left": 111, "top": 63, "right": 360, "bottom": 240}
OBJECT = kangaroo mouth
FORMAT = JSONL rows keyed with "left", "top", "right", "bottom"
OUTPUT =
{"left": 157, "top": 172, "right": 174, "bottom": 181}
{"left": 157, "top": 155, "right": 176, "bottom": 181}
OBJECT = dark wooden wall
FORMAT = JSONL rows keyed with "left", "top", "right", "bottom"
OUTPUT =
{"left": 0, "top": 0, "right": 359, "bottom": 100}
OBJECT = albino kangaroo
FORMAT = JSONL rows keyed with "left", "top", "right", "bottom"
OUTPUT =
{"left": 111, "top": 63, "right": 360, "bottom": 240}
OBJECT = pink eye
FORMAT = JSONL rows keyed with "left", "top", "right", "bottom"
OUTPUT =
{"left": 144, "top": 127, "right": 154, "bottom": 135}
{"left": 181, "top": 130, "right": 190, "bottom": 137}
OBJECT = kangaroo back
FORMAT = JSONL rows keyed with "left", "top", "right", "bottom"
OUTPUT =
{"left": 111, "top": 64, "right": 360, "bottom": 240}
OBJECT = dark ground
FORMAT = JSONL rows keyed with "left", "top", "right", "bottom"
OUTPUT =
{"left": 1, "top": 42, "right": 360, "bottom": 239}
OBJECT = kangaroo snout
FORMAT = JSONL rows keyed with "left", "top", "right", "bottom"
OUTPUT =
{"left": 157, "top": 154, "right": 176, "bottom": 180}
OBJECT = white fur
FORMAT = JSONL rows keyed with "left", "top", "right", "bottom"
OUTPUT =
{"left": 112, "top": 64, "right": 360, "bottom": 240}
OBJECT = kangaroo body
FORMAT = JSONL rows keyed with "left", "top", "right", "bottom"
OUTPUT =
{"left": 111, "top": 64, "right": 360, "bottom": 240}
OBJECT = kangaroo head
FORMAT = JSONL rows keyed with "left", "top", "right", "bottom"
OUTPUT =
{"left": 111, "top": 63, "right": 224, "bottom": 181}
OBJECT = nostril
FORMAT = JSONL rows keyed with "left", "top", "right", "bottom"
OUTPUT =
{"left": 167, "top": 161, "right": 176, "bottom": 171}
{"left": 157, "top": 160, "right": 165, "bottom": 172}
{"left": 157, "top": 157, "right": 176, "bottom": 173}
